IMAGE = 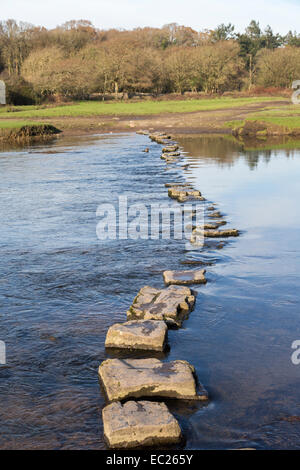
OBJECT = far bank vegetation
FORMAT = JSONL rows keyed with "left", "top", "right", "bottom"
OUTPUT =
{"left": 0, "top": 19, "right": 300, "bottom": 103}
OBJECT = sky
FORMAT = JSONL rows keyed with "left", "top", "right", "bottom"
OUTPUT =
{"left": 1, "top": 0, "right": 300, "bottom": 34}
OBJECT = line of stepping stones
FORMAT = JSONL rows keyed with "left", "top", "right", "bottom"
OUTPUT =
{"left": 98, "top": 130, "right": 240, "bottom": 449}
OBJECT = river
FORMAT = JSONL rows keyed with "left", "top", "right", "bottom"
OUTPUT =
{"left": 0, "top": 133, "right": 299, "bottom": 449}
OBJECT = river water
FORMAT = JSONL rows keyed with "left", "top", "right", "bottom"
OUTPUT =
{"left": 0, "top": 133, "right": 300, "bottom": 449}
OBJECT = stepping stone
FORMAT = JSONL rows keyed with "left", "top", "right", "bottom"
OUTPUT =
{"left": 163, "top": 152, "right": 180, "bottom": 157}
{"left": 203, "top": 221, "right": 227, "bottom": 229}
{"left": 167, "top": 188, "right": 182, "bottom": 199}
{"left": 162, "top": 145, "right": 179, "bottom": 153}
{"left": 149, "top": 136, "right": 166, "bottom": 144}
{"left": 161, "top": 155, "right": 179, "bottom": 163}
{"left": 136, "top": 130, "right": 149, "bottom": 135}
{"left": 149, "top": 133, "right": 171, "bottom": 144}
{"left": 207, "top": 211, "right": 223, "bottom": 218}
{"left": 99, "top": 358, "right": 207, "bottom": 402}
{"left": 168, "top": 188, "right": 205, "bottom": 202}
{"left": 193, "top": 228, "right": 239, "bottom": 238}
{"left": 180, "top": 259, "right": 214, "bottom": 266}
{"left": 105, "top": 320, "right": 168, "bottom": 351}
{"left": 163, "top": 269, "right": 207, "bottom": 286}
{"left": 103, "top": 400, "right": 182, "bottom": 448}
{"left": 188, "top": 221, "right": 227, "bottom": 230}
{"left": 161, "top": 152, "right": 180, "bottom": 159}
{"left": 127, "top": 285, "right": 195, "bottom": 327}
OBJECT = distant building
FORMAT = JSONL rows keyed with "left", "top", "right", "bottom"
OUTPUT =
{"left": 0, "top": 80, "right": 6, "bottom": 105}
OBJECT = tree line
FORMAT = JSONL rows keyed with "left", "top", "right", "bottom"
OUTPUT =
{"left": 0, "top": 19, "right": 300, "bottom": 103}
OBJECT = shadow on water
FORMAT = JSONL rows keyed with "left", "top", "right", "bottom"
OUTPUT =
{"left": 0, "top": 132, "right": 300, "bottom": 449}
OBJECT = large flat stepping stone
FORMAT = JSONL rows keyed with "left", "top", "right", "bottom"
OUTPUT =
{"left": 162, "top": 145, "right": 179, "bottom": 153}
{"left": 161, "top": 152, "right": 180, "bottom": 160}
{"left": 105, "top": 320, "right": 168, "bottom": 351}
{"left": 203, "top": 228, "right": 239, "bottom": 238}
{"left": 163, "top": 269, "right": 207, "bottom": 286}
{"left": 103, "top": 400, "right": 182, "bottom": 448}
{"left": 192, "top": 227, "right": 239, "bottom": 238}
{"left": 99, "top": 358, "right": 207, "bottom": 402}
{"left": 168, "top": 187, "right": 205, "bottom": 202}
{"left": 127, "top": 285, "right": 195, "bottom": 327}
{"left": 203, "top": 221, "right": 227, "bottom": 229}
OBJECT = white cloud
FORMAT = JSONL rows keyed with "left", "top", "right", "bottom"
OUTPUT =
{"left": 0, "top": 0, "right": 299, "bottom": 34}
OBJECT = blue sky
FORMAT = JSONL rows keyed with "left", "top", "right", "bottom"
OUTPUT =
{"left": 1, "top": 0, "right": 300, "bottom": 34}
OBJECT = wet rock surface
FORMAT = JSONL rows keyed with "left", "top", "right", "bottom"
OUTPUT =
{"left": 161, "top": 154, "right": 180, "bottom": 163}
{"left": 99, "top": 358, "right": 207, "bottom": 402}
{"left": 105, "top": 320, "right": 168, "bottom": 351}
{"left": 127, "top": 285, "right": 195, "bottom": 327}
{"left": 204, "top": 228, "right": 239, "bottom": 238}
{"left": 136, "top": 130, "right": 149, "bottom": 135}
{"left": 168, "top": 187, "right": 205, "bottom": 202}
{"left": 192, "top": 227, "right": 239, "bottom": 238}
{"left": 163, "top": 269, "right": 207, "bottom": 286}
{"left": 162, "top": 145, "right": 179, "bottom": 153}
{"left": 203, "top": 221, "right": 227, "bottom": 229}
{"left": 207, "top": 210, "right": 223, "bottom": 218}
{"left": 161, "top": 152, "right": 180, "bottom": 160}
{"left": 149, "top": 133, "right": 172, "bottom": 144}
{"left": 102, "top": 400, "right": 182, "bottom": 448}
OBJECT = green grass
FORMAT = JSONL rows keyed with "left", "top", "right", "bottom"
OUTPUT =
{"left": 225, "top": 104, "right": 300, "bottom": 131}
{"left": 250, "top": 104, "right": 300, "bottom": 117}
{"left": 0, "top": 120, "right": 43, "bottom": 129}
{"left": 0, "top": 97, "right": 284, "bottom": 119}
{"left": 0, "top": 105, "right": 39, "bottom": 115}
{"left": 247, "top": 105, "right": 300, "bottom": 130}
{"left": 249, "top": 116, "right": 300, "bottom": 129}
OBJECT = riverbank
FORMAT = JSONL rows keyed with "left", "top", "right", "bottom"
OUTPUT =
{"left": 1, "top": 96, "right": 299, "bottom": 141}
{"left": 0, "top": 122, "right": 61, "bottom": 143}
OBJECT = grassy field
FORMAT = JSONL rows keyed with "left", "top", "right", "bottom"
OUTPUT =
{"left": 1, "top": 96, "right": 298, "bottom": 139}
{"left": 0, "top": 96, "right": 285, "bottom": 119}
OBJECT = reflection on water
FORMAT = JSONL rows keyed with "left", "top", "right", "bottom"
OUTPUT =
{"left": 0, "top": 133, "right": 300, "bottom": 449}
{"left": 177, "top": 134, "right": 300, "bottom": 170}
